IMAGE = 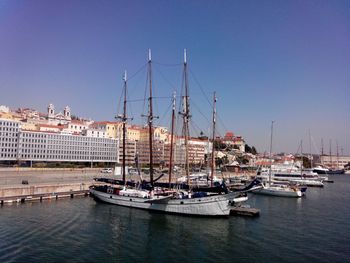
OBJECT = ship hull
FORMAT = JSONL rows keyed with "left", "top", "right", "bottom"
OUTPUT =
{"left": 252, "top": 187, "right": 302, "bottom": 197}
{"left": 90, "top": 189, "right": 232, "bottom": 217}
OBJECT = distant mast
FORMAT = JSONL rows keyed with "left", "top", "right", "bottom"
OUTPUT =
{"left": 268, "top": 121, "right": 274, "bottom": 186}
{"left": 168, "top": 92, "right": 176, "bottom": 187}
{"left": 300, "top": 140, "right": 303, "bottom": 177}
{"left": 329, "top": 139, "right": 332, "bottom": 169}
{"left": 182, "top": 49, "right": 191, "bottom": 186}
{"left": 309, "top": 129, "right": 312, "bottom": 168}
{"left": 336, "top": 140, "right": 339, "bottom": 169}
{"left": 210, "top": 92, "right": 217, "bottom": 187}
{"left": 321, "top": 138, "right": 324, "bottom": 165}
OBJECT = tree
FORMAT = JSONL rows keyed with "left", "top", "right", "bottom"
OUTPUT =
{"left": 302, "top": 156, "right": 311, "bottom": 168}
{"left": 251, "top": 146, "right": 257, "bottom": 155}
{"left": 245, "top": 144, "right": 252, "bottom": 153}
{"left": 214, "top": 141, "right": 226, "bottom": 150}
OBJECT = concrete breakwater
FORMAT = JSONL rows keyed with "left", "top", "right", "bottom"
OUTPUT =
{"left": 0, "top": 168, "right": 99, "bottom": 204}
{"left": 0, "top": 182, "right": 92, "bottom": 204}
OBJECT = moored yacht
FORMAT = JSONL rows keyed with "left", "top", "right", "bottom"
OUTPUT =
{"left": 253, "top": 183, "right": 303, "bottom": 197}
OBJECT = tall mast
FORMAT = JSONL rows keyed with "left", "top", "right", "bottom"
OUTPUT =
{"left": 182, "top": 49, "right": 190, "bottom": 186}
{"left": 168, "top": 92, "right": 176, "bottom": 187}
{"left": 116, "top": 70, "right": 129, "bottom": 183}
{"left": 321, "top": 138, "right": 324, "bottom": 165}
{"left": 309, "top": 129, "right": 312, "bottom": 168}
{"left": 300, "top": 140, "right": 303, "bottom": 177}
{"left": 336, "top": 140, "right": 339, "bottom": 169}
{"left": 268, "top": 121, "right": 274, "bottom": 186}
{"left": 210, "top": 92, "right": 217, "bottom": 187}
{"left": 329, "top": 139, "right": 332, "bottom": 169}
{"left": 148, "top": 49, "right": 154, "bottom": 188}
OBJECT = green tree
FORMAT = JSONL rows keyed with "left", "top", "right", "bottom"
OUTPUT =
{"left": 302, "top": 156, "right": 311, "bottom": 168}
{"left": 251, "top": 146, "right": 257, "bottom": 155}
{"left": 245, "top": 144, "right": 252, "bottom": 153}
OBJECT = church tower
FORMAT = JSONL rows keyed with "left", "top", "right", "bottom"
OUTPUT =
{"left": 48, "top": 103, "right": 55, "bottom": 118}
{"left": 64, "top": 106, "right": 71, "bottom": 120}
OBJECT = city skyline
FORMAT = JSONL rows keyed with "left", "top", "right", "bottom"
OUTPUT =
{"left": 1, "top": 0, "right": 349, "bottom": 154}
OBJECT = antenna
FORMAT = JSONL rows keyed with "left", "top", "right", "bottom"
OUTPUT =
{"left": 148, "top": 49, "right": 152, "bottom": 62}
{"left": 184, "top": 49, "right": 187, "bottom": 64}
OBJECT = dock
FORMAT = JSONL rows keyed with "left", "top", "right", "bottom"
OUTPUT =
{"left": 230, "top": 206, "right": 260, "bottom": 217}
{"left": 0, "top": 182, "right": 92, "bottom": 205}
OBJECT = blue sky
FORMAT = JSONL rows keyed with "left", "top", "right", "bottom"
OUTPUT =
{"left": 0, "top": 0, "right": 349, "bottom": 154}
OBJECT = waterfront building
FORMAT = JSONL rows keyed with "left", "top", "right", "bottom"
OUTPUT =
{"left": 82, "top": 128, "right": 107, "bottom": 138}
{"left": 47, "top": 104, "right": 72, "bottom": 125}
{"left": 138, "top": 126, "right": 168, "bottom": 142}
{"left": 221, "top": 131, "right": 246, "bottom": 152}
{"left": 37, "top": 124, "right": 63, "bottom": 133}
{"left": 136, "top": 140, "right": 165, "bottom": 165}
{"left": 154, "top": 126, "right": 169, "bottom": 142}
{"left": 169, "top": 137, "right": 209, "bottom": 166}
{"left": 0, "top": 119, "right": 21, "bottom": 161}
{"left": 0, "top": 106, "right": 22, "bottom": 121}
{"left": 0, "top": 118, "right": 118, "bottom": 164}
{"left": 0, "top": 105, "right": 10, "bottom": 113}
{"left": 118, "top": 140, "right": 137, "bottom": 164}
{"left": 126, "top": 125, "right": 141, "bottom": 141}
{"left": 18, "top": 130, "right": 117, "bottom": 163}
{"left": 20, "top": 121, "right": 38, "bottom": 131}
{"left": 91, "top": 121, "right": 122, "bottom": 139}
{"left": 67, "top": 120, "right": 89, "bottom": 135}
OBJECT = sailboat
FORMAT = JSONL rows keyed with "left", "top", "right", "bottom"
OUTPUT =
{"left": 90, "top": 49, "right": 237, "bottom": 216}
{"left": 252, "top": 121, "right": 304, "bottom": 197}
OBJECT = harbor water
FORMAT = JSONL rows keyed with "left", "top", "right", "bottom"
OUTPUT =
{"left": 1, "top": 175, "right": 350, "bottom": 263}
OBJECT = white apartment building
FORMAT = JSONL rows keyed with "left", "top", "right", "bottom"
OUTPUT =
{"left": 0, "top": 119, "right": 21, "bottom": 160}
{"left": 0, "top": 118, "right": 118, "bottom": 163}
{"left": 82, "top": 128, "right": 106, "bottom": 138}
{"left": 172, "top": 138, "right": 210, "bottom": 165}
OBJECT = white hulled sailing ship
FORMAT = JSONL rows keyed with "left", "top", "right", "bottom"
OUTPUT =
{"left": 90, "top": 50, "right": 240, "bottom": 216}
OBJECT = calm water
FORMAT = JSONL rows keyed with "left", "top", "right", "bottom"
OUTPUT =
{"left": 1, "top": 175, "right": 350, "bottom": 263}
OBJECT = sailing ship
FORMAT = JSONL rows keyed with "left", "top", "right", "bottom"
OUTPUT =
{"left": 90, "top": 50, "right": 241, "bottom": 216}
{"left": 313, "top": 139, "right": 344, "bottom": 175}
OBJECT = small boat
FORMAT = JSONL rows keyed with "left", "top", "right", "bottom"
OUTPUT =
{"left": 252, "top": 183, "right": 303, "bottom": 197}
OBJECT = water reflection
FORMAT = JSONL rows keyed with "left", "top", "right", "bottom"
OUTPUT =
{"left": 1, "top": 176, "right": 350, "bottom": 263}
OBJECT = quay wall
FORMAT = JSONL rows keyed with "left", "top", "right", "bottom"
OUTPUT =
{"left": 0, "top": 167, "right": 101, "bottom": 172}
{"left": 0, "top": 182, "right": 92, "bottom": 202}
